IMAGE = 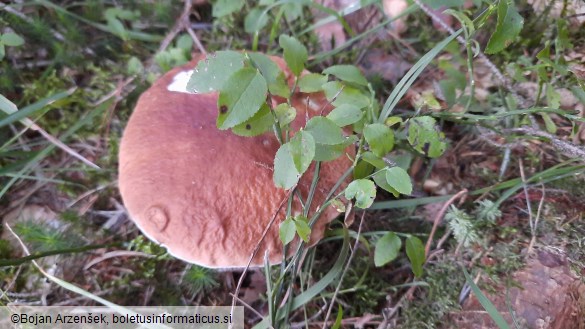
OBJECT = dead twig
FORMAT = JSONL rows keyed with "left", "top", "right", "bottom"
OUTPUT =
{"left": 425, "top": 189, "right": 468, "bottom": 257}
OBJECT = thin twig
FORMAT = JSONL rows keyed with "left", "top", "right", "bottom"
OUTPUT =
{"left": 228, "top": 293, "right": 265, "bottom": 320}
{"left": 186, "top": 26, "right": 207, "bottom": 55}
{"left": 508, "top": 127, "right": 585, "bottom": 160}
{"left": 155, "top": 0, "right": 194, "bottom": 54}
{"left": 526, "top": 184, "right": 546, "bottom": 255}
{"left": 518, "top": 158, "right": 534, "bottom": 234}
{"left": 424, "top": 189, "right": 468, "bottom": 257}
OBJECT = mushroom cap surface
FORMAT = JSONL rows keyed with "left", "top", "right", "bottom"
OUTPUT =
{"left": 119, "top": 55, "right": 353, "bottom": 269}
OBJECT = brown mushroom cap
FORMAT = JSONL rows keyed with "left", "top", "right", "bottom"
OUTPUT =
{"left": 119, "top": 55, "right": 353, "bottom": 269}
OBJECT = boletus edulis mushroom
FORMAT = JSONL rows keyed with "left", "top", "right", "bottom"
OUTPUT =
{"left": 118, "top": 54, "right": 353, "bottom": 269}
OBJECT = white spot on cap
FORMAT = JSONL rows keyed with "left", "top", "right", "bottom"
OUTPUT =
{"left": 167, "top": 70, "right": 194, "bottom": 94}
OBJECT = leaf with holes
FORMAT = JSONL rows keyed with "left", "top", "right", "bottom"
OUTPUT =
{"left": 232, "top": 104, "right": 273, "bottom": 137}
{"left": 279, "top": 35, "right": 308, "bottom": 77}
{"left": 217, "top": 67, "right": 267, "bottom": 130}
{"left": 290, "top": 131, "right": 315, "bottom": 174}
{"left": 323, "top": 65, "right": 368, "bottom": 86}
{"left": 407, "top": 116, "right": 447, "bottom": 158}
{"left": 345, "top": 179, "right": 376, "bottom": 209}
{"left": 187, "top": 51, "right": 245, "bottom": 93}
{"left": 375, "top": 232, "right": 402, "bottom": 267}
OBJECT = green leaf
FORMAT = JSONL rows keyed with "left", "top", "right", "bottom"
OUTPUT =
{"left": 443, "top": 9, "right": 475, "bottom": 35}
{"left": 313, "top": 136, "right": 357, "bottom": 162}
{"left": 232, "top": 104, "right": 273, "bottom": 136}
{"left": 364, "top": 123, "right": 394, "bottom": 157}
{"left": 361, "top": 152, "right": 386, "bottom": 169}
{"left": 372, "top": 170, "right": 399, "bottom": 197}
{"left": 485, "top": 0, "right": 524, "bottom": 54}
{"left": 187, "top": 51, "right": 245, "bottom": 93}
{"left": 323, "top": 65, "right": 368, "bottom": 86}
{"left": 385, "top": 116, "right": 403, "bottom": 127}
{"left": 378, "top": 30, "right": 462, "bottom": 122}
{"left": 407, "top": 116, "right": 447, "bottom": 158}
{"left": 385, "top": 167, "right": 412, "bottom": 195}
{"left": 345, "top": 179, "right": 376, "bottom": 209}
{"left": 106, "top": 18, "right": 127, "bottom": 40}
{"left": 274, "top": 143, "right": 300, "bottom": 189}
{"left": 298, "top": 73, "right": 328, "bottom": 93}
{"left": 304, "top": 117, "right": 345, "bottom": 145}
{"left": 213, "top": 0, "right": 244, "bottom": 17}
{"left": 421, "top": 0, "right": 464, "bottom": 9}
{"left": 217, "top": 67, "right": 268, "bottom": 129}
{"left": 289, "top": 131, "right": 315, "bottom": 174}
{"left": 327, "top": 104, "right": 363, "bottom": 127}
{"left": 332, "top": 305, "right": 343, "bottom": 329}
{"left": 294, "top": 215, "right": 311, "bottom": 243}
{"left": 0, "top": 44, "right": 5, "bottom": 61}
{"left": 176, "top": 34, "right": 193, "bottom": 52}
{"left": 405, "top": 236, "right": 425, "bottom": 277}
{"left": 545, "top": 84, "right": 560, "bottom": 109}
{"left": 279, "top": 35, "right": 308, "bottom": 76}
{"left": 1, "top": 33, "right": 25, "bottom": 47}
{"left": 540, "top": 113, "right": 557, "bottom": 134}
{"left": 126, "top": 56, "right": 144, "bottom": 76}
{"left": 283, "top": 2, "right": 304, "bottom": 21}
{"left": 245, "top": 8, "right": 269, "bottom": 34}
{"left": 374, "top": 232, "right": 402, "bottom": 267}
{"left": 279, "top": 217, "right": 296, "bottom": 245}
{"left": 274, "top": 103, "right": 296, "bottom": 126}
{"left": 322, "top": 81, "right": 370, "bottom": 109}
{"left": 248, "top": 52, "right": 290, "bottom": 98}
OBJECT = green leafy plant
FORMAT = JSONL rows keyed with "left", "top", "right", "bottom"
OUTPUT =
{"left": 0, "top": 32, "right": 24, "bottom": 61}
{"left": 186, "top": 24, "right": 458, "bottom": 325}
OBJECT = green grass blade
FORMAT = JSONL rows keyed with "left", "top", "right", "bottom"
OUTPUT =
{"left": 0, "top": 99, "right": 109, "bottom": 199}
{"left": 378, "top": 29, "right": 462, "bottom": 122}
{"left": 33, "top": 0, "right": 162, "bottom": 42}
{"left": 253, "top": 228, "right": 350, "bottom": 329}
{"left": 370, "top": 195, "right": 454, "bottom": 210}
{"left": 0, "top": 89, "right": 75, "bottom": 128}
{"left": 311, "top": 5, "right": 419, "bottom": 64}
{"left": 462, "top": 267, "right": 511, "bottom": 329}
